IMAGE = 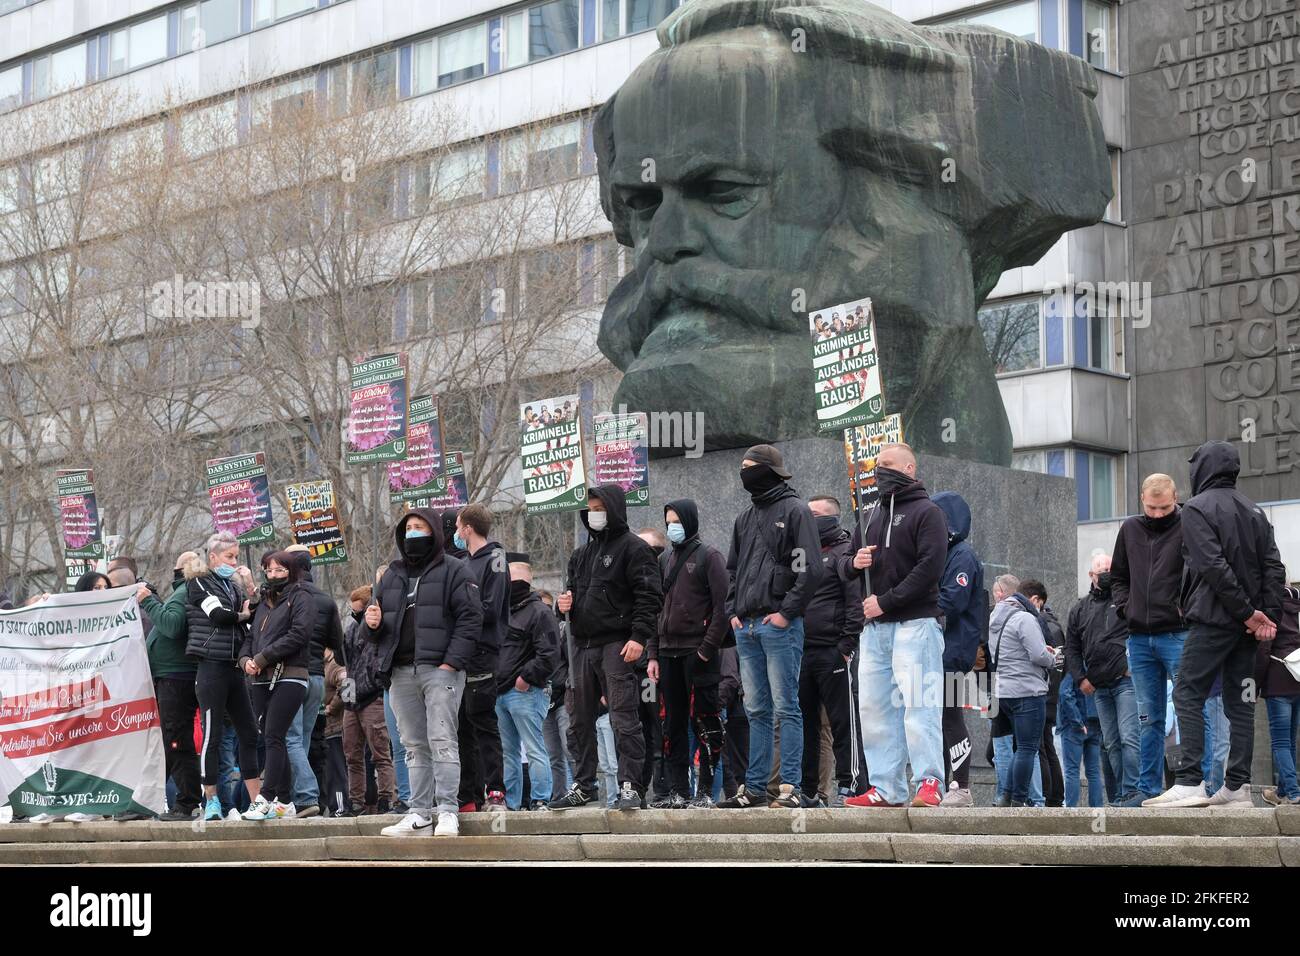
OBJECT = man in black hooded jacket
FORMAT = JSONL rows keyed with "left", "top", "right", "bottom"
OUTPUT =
{"left": 647, "top": 498, "right": 730, "bottom": 808}
{"left": 1145, "top": 441, "right": 1286, "bottom": 808}
{"left": 550, "top": 485, "right": 664, "bottom": 810}
{"left": 717, "top": 444, "right": 823, "bottom": 809}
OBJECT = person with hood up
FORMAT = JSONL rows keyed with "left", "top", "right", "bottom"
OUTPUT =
{"left": 452, "top": 503, "right": 509, "bottom": 812}
{"left": 842, "top": 443, "right": 949, "bottom": 809}
{"left": 716, "top": 445, "right": 823, "bottom": 809}
{"left": 366, "top": 507, "right": 483, "bottom": 837}
{"left": 988, "top": 574, "right": 1059, "bottom": 806}
{"left": 550, "top": 485, "right": 663, "bottom": 811}
{"left": 1110, "top": 473, "right": 1188, "bottom": 804}
{"left": 647, "top": 498, "right": 730, "bottom": 809}
{"left": 797, "top": 495, "right": 866, "bottom": 807}
{"left": 1146, "top": 441, "right": 1286, "bottom": 808}
{"left": 239, "top": 551, "right": 319, "bottom": 821}
{"left": 931, "top": 491, "right": 985, "bottom": 808}
{"left": 1065, "top": 552, "right": 1142, "bottom": 806}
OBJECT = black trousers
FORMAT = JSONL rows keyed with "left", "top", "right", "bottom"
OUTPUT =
{"left": 723, "top": 699, "right": 750, "bottom": 798}
{"left": 324, "top": 736, "right": 348, "bottom": 814}
{"left": 155, "top": 676, "right": 202, "bottom": 814}
{"left": 457, "top": 675, "right": 505, "bottom": 806}
{"left": 799, "top": 645, "right": 862, "bottom": 794}
{"left": 194, "top": 659, "right": 259, "bottom": 787}
{"left": 942, "top": 702, "right": 973, "bottom": 790}
{"left": 1173, "top": 624, "right": 1258, "bottom": 789}
{"left": 659, "top": 652, "right": 724, "bottom": 798}
{"left": 250, "top": 681, "right": 307, "bottom": 804}
{"left": 1039, "top": 719, "right": 1064, "bottom": 806}
{"left": 569, "top": 642, "right": 645, "bottom": 791}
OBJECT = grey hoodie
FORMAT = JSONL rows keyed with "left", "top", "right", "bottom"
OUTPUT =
{"left": 989, "top": 596, "right": 1056, "bottom": 699}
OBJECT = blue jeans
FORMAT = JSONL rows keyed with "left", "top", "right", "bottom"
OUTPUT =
{"left": 1128, "top": 631, "right": 1186, "bottom": 796}
{"left": 596, "top": 713, "right": 617, "bottom": 807}
{"left": 1061, "top": 718, "right": 1104, "bottom": 807}
{"left": 1202, "top": 694, "right": 1231, "bottom": 793}
{"left": 858, "top": 618, "right": 944, "bottom": 805}
{"left": 286, "top": 673, "right": 324, "bottom": 808}
{"left": 1093, "top": 676, "right": 1140, "bottom": 800}
{"left": 1265, "top": 696, "right": 1300, "bottom": 799}
{"left": 999, "top": 696, "right": 1047, "bottom": 805}
{"left": 496, "top": 686, "right": 553, "bottom": 808}
{"left": 736, "top": 616, "right": 806, "bottom": 793}
{"left": 384, "top": 691, "right": 410, "bottom": 804}
{"left": 218, "top": 724, "right": 248, "bottom": 814}
{"left": 993, "top": 732, "right": 1044, "bottom": 805}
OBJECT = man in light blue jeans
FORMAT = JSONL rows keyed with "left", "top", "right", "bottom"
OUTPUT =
{"left": 1093, "top": 674, "right": 1140, "bottom": 800}
{"left": 496, "top": 685, "right": 553, "bottom": 809}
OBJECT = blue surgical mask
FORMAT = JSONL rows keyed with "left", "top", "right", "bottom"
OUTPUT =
{"left": 405, "top": 528, "right": 430, "bottom": 540}
{"left": 213, "top": 563, "right": 237, "bottom": 579}
{"left": 453, "top": 532, "right": 467, "bottom": 551}
{"left": 666, "top": 522, "right": 686, "bottom": 545}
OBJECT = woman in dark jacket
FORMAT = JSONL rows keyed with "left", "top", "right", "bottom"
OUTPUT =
{"left": 239, "top": 550, "right": 318, "bottom": 820}
{"left": 185, "top": 531, "right": 261, "bottom": 823}
{"left": 1257, "top": 586, "right": 1300, "bottom": 805}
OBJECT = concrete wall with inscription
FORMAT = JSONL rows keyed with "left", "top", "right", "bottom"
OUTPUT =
{"left": 1126, "top": 0, "right": 1300, "bottom": 505}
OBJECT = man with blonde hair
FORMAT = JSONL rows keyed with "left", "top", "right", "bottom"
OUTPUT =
{"left": 1110, "top": 473, "right": 1187, "bottom": 803}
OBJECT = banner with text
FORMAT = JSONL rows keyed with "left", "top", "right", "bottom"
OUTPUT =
{"left": 810, "top": 296, "right": 884, "bottom": 432}
{"left": 593, "top": 413, "right": 649, "bottom": 507}
{"left": 0, "top": 588, "right": 166, "bottom": 819}
{"left": 55, "top": 470, "right": 103, "bottom": 562}
{"left": 205, "top": 453, "right": 274, "bottom": 545}
{"left": 520, "top": 395, "right": 586, "bottom": 514}
{"left": 845, "top": 414, "right": 904, "bottom": 513}
{"left": 347, "top": 353, "right": 408, "bottom": 464}
{"left": 386, "top": 394, "right": 443, "bottom": 502}
{"left": 285, "top": 480, "right": 348, "bottom": 565}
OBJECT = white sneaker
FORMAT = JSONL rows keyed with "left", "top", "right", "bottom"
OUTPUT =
{"left": 65, "top": 813, "right": 103, "bottom": 823}
{"left": 267, "top": 801, "right": 297, "bottom": 820}
{"left": 381, "top": 812, "right": 434, "bottom": 837}
{"left": 241, "top": 796, "right": 274, "bottom": 821}
{"left": 28, "top": 813, "right": 55, "bottom": 823}
{"left": 1141, "top": 783, "right": 1212, "bottom": 808}
{"left": 433, "top": 812, "right": 459, "bottom": 837}
{"left": 226, "top": 808, "right": 242, "bottom": 822}
{"left": 1207, "top": 784, "right": 1253, "bottom": 808}
{"left": 941, "top": 784, "right": 973, "bottom": 807}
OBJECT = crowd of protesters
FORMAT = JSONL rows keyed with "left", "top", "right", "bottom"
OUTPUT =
{"left": 6, "top": 438, "right": 1299, "bottom": 835}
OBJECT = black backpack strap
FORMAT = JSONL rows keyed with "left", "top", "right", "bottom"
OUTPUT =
{"left": 662, "top": 539, "right": 703, "bottom": 596}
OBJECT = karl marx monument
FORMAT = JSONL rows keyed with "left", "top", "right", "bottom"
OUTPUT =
{"left": 594, "top": 0, "right": 1113, "bottom": 465}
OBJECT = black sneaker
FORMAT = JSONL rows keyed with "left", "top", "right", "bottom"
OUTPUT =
{"left": 717, "top": 785, "right": 761, "bottom": 809}
{"left": 798, "top": 792, "right": 826, "bottom": 809}
{"left": 770, "top": 784, "right": 802, "bottom": 809}
{"left": 688, "top": 794, "right": 716, "bottom": 809}
{"left": 295, "top": 805, "right": 321, "bottom": 818}
{"left": 547, "top": 784, "right": 599, "bottom": 811}
{"left": 615, "top": 782, "right": 642, "bottom": 811}
{"left": 649, "top": 792, "right": 688, "bottom": 809}
{"left": 158, "top": 811, "right": 192, "bottom": 822}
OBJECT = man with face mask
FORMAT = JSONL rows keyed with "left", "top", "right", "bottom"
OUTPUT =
{"left": 647, "top": 499, "right": 730, "bottom": 808}
{"left": 1145, "top": 441, "right": 1286, "bottom": 808}
{"left": 550, "top": 485, "right": 664, "bottom": 811}
{"left": 718, "top": 444, "right": 823, "bottom": 809}
{"left": 797, "top": 495, "right": 866, "bottom": 807}
{"left": 1109, "top": 474, "right": 1187, "bottom": 805}
{"left": 1065, "top": 553, "right": 1141, "bottom": 806}
{"left": 840, "top": 443, "right": 949, "bottom": 808}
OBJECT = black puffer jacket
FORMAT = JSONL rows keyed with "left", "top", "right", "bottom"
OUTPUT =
{"left": 497, "top": 590, "right": 560, "bottom": 694}
{"left": 1065, "top": 584, "right": 1129, "bottom": 689}
{"left": 183, "top": 563, "right": 248, "bottom": 662}
{"left": 239, "top": 581, "right": 317, "bottom": 680}
{"left": 803, "top": 522, "right": 864, "bottom": 658}
{"left": 300, "top": 571, "right": 344, "bottom": 678}
{"left": 464, "top": 539, "right": 510, "bottom": 676}
{"left": 565, "top": 484, "right": 663, "bottom": 648}
{"left": 653, "top": 498, "right": 730, "bottom": 660}
{"left": 727, "top": 481, "right": 823, "bottom": 621}
{"left": 1111, "top": 508, "right": 1185, "bottom": 634}
{"left": 1179, "top": 441, "right": 1286, "bottom": 631}
{"left": 367, "top": 507, "right": 484, "bottom": 673}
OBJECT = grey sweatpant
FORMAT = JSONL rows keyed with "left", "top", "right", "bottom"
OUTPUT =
{"left": 389, "top": 664, "right": 466, "bottom": 816}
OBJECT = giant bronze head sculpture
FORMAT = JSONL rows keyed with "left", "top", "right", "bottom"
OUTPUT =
{"left": 594, "top": 0, "right": 1112, "bottom": 464}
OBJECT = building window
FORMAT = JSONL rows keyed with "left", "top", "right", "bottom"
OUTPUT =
{"left": 251, "top": 74, "right": 315, "bottom": 137}
{"left": 978, "top": 298, "right": 1043, "bottom": 373}
{"left": 181, "top": 99, "right": 238, "bottom": 157}
{"left": 254, "top": 0, "right": 316, "bottom": 27}
{"left": 530, "top": 0, "right": 580, "bottom": 59}
{"left": 0, "top": 64, "right": 20, "bottom": 111}
{"left": 0, "top": 0, "right": 26, "bottom": 14}
{"left": 600, "top": 0, "right": 621, "bottom": 39}
{"left": 438, "top": 24, "right": 487, "bottom": 88}
{"left": 501, "top": 119, "right": 582, "bottom": 192}
{"left": 33, "top": 42, "right": 89, "bottom": 98}
{"left": 1076, "top": 290, "right": 1115, "bottom": 372}
{"left": 126, "top": 15, "right": 168, "bottom": 71}
{"left": 352, "top": 50, "right": 397, "bottom": 110}
{"left": 504, "top": 12, "right": 528, "bottom": 67}
{"left": 1104, "top": 147, "right": 1121, "bottom": 222}
{"left": 626, "top": 0, "right": 676, "bottom": 33}
{"left": 431, "top": 266, "right": 482, "bottom": 331}
{"left": 1084, "top": 0, "right": 1116, "bottom": 70}
{"left": 415, "top": 146, "right": 487, "bottom": 211}
{"left": 946, "top": 0, "right": 1038, "bottom": 41}
{"left": 180, "top": 0, "right": 242, "bottom": 52}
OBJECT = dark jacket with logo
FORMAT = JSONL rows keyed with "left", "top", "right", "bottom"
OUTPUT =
{"left": 802, "top": 522, "right": 864, "bottom": 659}
{"left": 1179, "top": 441, "right": 1286, "bottom": 631}
{"left": 843, "top": 476, "right": 948, "bottom": 624}
{"left": 727, "top": 481, "right": 823, "bottom": 621}
{"left": 367, "top": 507, "right": 483, "bottom": 673}
{"left": 1255, "top": 587, "right": 1300, "bottom": 698}
{"left": 652, "top": 498, "right": 730, "bottom": 661}
{"left": 1110, "top": 509, "right": 1185, "bottom": 635}
{"left": 934, "top": 492, "right": 985, "bottom": 672}
{"left": 464, "top": 539, "right": 510, "bottom": 675}
{"left": 183, "top": 563, "right": 248, "bottom": 662}
{"left": 565, "top": 484, "right": 663, "bottom": 648}
{"left": 239, "top": 580, "right": 317, "bottom": 681}
{"left": 1065, "top": 584, "right": 1129, "bottom": 689}
{"left": 497, "top": 590, "right": 560, "bottom": 694}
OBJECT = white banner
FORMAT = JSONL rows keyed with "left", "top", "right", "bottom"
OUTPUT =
{"left": 0, "top": 587, "right": 166, "bottom": 819}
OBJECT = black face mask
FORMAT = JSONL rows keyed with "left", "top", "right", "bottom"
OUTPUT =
{"left": 1095, "top": 572, "right": 1113, "bottom": 592}
{"left": 509, "top": 580, "right": 531, "bottom": 605}
{"left": 815, "top": 514, "right": 841, "bottom": 541}
{"left": 875, "top": 466, "right": 912, "bottom": 498}
{"left": 405, "top": 536, "right": 435, "bottom": 563}
{"left": 264, "top": 577, "right": 287, "bottom": 595}
{"left": 740, "top": 463, "right": 781, "bottom": 495}
{"left": 1141, "top": 510, "right": 1178, "bottom": 533}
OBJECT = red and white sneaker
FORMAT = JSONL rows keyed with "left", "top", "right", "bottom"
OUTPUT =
{"left": 912, "top": 777, "right": 943, "bottom": 808}
{"left": 459, "top": 802, "right": 478, "bottom": 814}
{"left": 844, "top": 787, "right": 901, "bottom": 808}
